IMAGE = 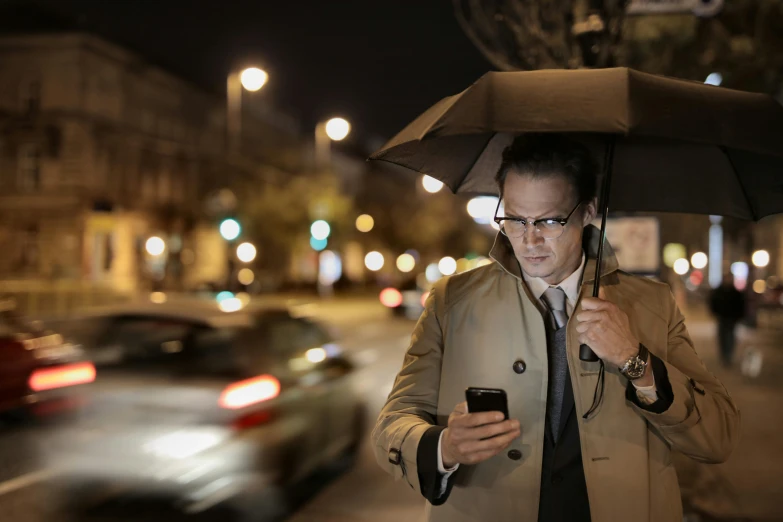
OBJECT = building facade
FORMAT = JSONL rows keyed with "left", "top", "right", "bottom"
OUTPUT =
{"left": 0, "top": 32, "right": 305, "bottom": 295}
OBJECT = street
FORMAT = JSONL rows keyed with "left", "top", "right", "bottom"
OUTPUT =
{"left": 0, "top": 299, "right": 780, "bottom": 521}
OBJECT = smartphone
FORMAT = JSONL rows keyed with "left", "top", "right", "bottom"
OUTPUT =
{"left": 465, "top": 387, "right": 509, "bottom": 420}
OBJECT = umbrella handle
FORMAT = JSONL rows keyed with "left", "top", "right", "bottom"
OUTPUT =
{"left": 579, "top": 135, "right": 615, "bottom": 363}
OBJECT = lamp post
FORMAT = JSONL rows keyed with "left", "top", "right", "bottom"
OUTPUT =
{"left": 314, "top": 117, "right": 351, "bottom": 168}
{"left": 226, "top": 67, "right": 268, "bottom": 150}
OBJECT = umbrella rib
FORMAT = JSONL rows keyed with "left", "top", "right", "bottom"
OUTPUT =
{"left": 719, "top": 146, "right": 758, "bottom": 221}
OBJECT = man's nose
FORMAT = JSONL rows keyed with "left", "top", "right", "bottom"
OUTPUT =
{"left": 522, "top": 225, "right": 544, "bottom": 245}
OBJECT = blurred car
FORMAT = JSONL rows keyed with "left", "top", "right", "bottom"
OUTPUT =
{"left": 0, "top": 299, "right": 95, "bottom": 421}
{"left": 380, "top": 277, "right": 429, "bottom": 320}
{"left": 53, "top": 300, "right": 365, "bottom": 520}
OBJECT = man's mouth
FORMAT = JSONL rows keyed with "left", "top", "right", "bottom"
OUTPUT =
{"left": 524, "top": 255, "right": 549, "bottom": 263}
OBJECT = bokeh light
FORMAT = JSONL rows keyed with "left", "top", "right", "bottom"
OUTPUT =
{"left": 310, "top": 220, "right": 331, "bottom": 241}
{"left": 145, "top": 236, "right": 165, "bottom": 256}
{"left": 753, "top": 279, "right": 767, "bottom": 294}
{"left": 663, "top": 243, "right": 686, "bottom": 268}
{"left": 691, "top": 252, "right": 708, "bottom": 270}
{"left": 425, "top": 263, "right": 441, "bottom": 283}
{"left": 218, "top": 297, "right": 243, "bottom": 313}
{"left": 310, "top": 237, "right": 328, "bottom": 251}
{"left": 752, "top": 250, "right": 770, "bottom": 268}
{"left": 396, "top": 253, "right": 416, "bottom": 273}
{"left": 220, "top": 219, "right": 241, "bottom": 241}
{"left": 438, "top": 256, "right": 457, "bottom": 276}
{"left": 240, "top": 67, "right": 268, "bottom": 92}
{"left": 356, "top": 214, "right": 374, "bottom": 232}
{"left": 365, "top": 251, "right": 384, "bottom": 271}
{"left": 422, "top": 175, "right": 444, "bottom": 194}
{"left": 325, "top": 118, "right": 351, "bottom": 141}
{"left": 673, "top": 258, "right": 690, "bottom": 275}
{"left": 380, "top": 288, "right": 403, "bottom": 308}
{"left": 236, "top": 242, "right": 257, "bottom": 263}
{"left": 150, "top": 292, "right": 167, "bottom": 304}
{"left": 238, "top": 268, "right": 255, "bottom": 285}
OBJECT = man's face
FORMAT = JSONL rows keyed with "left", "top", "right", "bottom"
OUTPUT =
{"left": 502, "top": 172, "right": 597, "bottom": 285}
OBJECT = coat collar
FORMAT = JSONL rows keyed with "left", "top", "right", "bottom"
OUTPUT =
{"left": 488, "top": 224, "right": 620, "bottom": 286}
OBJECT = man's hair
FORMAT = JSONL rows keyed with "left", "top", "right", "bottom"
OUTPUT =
{"left": 495, "top": 133, "right": 599, "bottom": 204}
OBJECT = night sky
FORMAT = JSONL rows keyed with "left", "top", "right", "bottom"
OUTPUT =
{"left": 31, "top": 0, "right": 494, "bottom": 143}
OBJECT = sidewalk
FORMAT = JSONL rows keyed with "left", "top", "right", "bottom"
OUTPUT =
{"left": 677, "top": 305, "right": 783, "bottom": 521}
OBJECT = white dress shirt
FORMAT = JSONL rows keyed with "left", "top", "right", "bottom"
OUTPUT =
{"left": 436, "top": 252, "right": 657, "bottom": 482}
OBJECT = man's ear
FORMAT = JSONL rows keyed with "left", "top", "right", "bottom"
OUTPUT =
{"left": 582, "top": 197, "right": 598, "bottom": 226}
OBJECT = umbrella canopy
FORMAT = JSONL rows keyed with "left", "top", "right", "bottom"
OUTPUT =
{"left": 370, "top": 68, "right": 783, "bottom": 221}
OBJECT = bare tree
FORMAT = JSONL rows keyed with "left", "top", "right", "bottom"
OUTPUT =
{"left": 453, "top": 0, "right": 630, "bottom": 70}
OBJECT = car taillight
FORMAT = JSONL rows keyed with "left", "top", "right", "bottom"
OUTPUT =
{"left": 29, "top": 362, "right": 96, "bottom": 392}
{"left": 219, "top": 375, "right": 280, "bottom": 410}
{"left": 380, "top": 288, "right": 403, "bottom": 308}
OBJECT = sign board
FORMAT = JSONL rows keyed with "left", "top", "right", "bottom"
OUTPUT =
{"left": 627, "top": 0, "right": 723, "bottom": 16}
{"left": 592, "top": 217, "right": 660, "bottom": 274}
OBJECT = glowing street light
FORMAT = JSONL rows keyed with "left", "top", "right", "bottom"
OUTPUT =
{"left": 365, "top": 251, "right": 384, "bottom": 271}
{"left": 356, "top": 214, "right": 374, "bottom": 233}
{"left": 673, "top": 258, "right": 690, "bottom": 275}
{"left": 240, "top": 67, "right": 268, "bottom": 92}
{"left": 145, "top": 236, "right": 165, "bottom": 256}
{"left": 227, "top": 67, "right": 268, "bottom": 147}
{"left": 236, "top": 242, "right": 257, "bottom": 263}
{"left": 422, "top": 175, "right": 444, "bottom": 194}
{"left": 325, "top": 118, "right": 351, "bottom": 141}
{"left": 752, "top": 250, "right": 770, "bottom": 268}
{"left": 315, "top": 117, "right": 351, "bottom": 167}
{"left": 220, "top": 219, "right": 241, "bottom": 241}
{"left": 691, "top": 252, "right": 708, "bottom": 270}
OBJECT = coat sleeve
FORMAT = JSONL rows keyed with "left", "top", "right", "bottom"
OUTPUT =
{"left": 371, "top": 277, "right": 448, "bottom": 495}
{"left": 628, "top": 286, "right": 741, "bottom": 464}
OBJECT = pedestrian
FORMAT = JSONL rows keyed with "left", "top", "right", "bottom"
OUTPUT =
{"left": 372, "top": 134, "right": 740, "bottom": 522}
{"left": 709, "top": 274, "right": 746, "bottom": 367}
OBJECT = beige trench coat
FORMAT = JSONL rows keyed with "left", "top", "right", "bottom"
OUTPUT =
{"left": 372, "top": 225, "right": 740, "bottom": 522}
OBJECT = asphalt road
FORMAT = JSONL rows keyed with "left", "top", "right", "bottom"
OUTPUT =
{"left": 2, "top": 297, "right": 782, "bottom": 522}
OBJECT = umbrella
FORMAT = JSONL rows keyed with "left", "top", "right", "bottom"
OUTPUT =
{"left": 369, "top": 67, "right": 783, "bottom": 365}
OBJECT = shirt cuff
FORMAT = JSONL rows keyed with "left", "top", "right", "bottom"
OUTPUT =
{"left": 437, "top": 429, "right": 459, "bottom": 474}
{"left": 626, "top": 353, "right": 674, "bottom": 413}
{"left": 632, "top": 369, "right": 658, "bottom": 405}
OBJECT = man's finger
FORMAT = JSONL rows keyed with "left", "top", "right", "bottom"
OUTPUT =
{"left": 457, "top": 410, "right": 506, "bottom": 428}
{"left": 459, "top": 429, "right": 520, "bottom": 454}
{"left": 575, "top": 311, "right": 605, "bottom": 323}
{"left": 454, "top": 401, "right": 468, "bottom": 415}
{"left": 598, "top": 287, "right": 607, "bottom": 301}
{"left": 470, "top": 419, "right": 519, "bottom": 440}
{"left": 580, "top": 297, "right": 611, "bottom": 311}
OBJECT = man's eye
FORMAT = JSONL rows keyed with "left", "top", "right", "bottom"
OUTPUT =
{"left": 541, "top": 219, "right": 560, "bottom": 226}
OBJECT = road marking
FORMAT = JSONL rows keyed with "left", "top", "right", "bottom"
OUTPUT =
{"left": 0, "top": 469, "right": 57, "bottom": 497}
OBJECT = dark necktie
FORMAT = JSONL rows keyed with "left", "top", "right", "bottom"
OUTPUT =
{"left": 542, "top": 286, "right": 569, "bottom": 442}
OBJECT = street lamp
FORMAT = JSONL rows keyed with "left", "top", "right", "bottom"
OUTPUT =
{"left": 227, "top": 66, "right": 269, "bottom": 149}
{"left": 315, "top": 117, "right": 351, "bottom": 168}
{"left": 236, "top": 242, "right": 257, "bottom": 263}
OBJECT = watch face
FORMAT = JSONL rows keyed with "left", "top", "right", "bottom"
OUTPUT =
{"left": 625, "top": 357, "right": 647, "bottom": 379}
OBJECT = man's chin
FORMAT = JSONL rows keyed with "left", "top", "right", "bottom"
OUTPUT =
{"left": 520, "top": 262, "right": 553, "bottom": 280}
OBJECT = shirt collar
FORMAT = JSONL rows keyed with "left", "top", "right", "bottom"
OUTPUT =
{"left": 522, "top": 252, "right": 586, "bottom": 308}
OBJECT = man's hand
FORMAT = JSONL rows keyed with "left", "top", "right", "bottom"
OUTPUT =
{"left": 441, "top": 402, "right": 521, "bottom": 468}
{"left": 575, "top": 288, "right": 641, "bottom": 370}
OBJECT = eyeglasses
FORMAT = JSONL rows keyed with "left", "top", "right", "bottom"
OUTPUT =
{"left": 494, "top": 200, "right": 582, "bottom": 240}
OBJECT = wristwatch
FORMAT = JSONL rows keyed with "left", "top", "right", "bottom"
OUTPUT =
{"left": 619, "top": 343, "right": 650, "bottom": 380}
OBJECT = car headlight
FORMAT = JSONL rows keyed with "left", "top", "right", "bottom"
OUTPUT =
{"left": 143, "top": 429, "right": 226, "bottom": 460}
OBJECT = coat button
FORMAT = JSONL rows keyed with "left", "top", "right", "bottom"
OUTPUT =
{"left": 507, "top": 449, "right": 522, "bottom": 460}
{"left": 512, "top": 360, "right": 526, "bottom": 374}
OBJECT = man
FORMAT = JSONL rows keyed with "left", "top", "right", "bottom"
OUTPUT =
{"left": 709, "top": 274, "right": 746, "bottom": 367}
{"left": 372, "top": 134, "right": 740, "bottom": 522}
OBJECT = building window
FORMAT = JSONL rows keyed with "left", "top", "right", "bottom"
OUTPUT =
{"left": 17, "top": 144, "right": 41, "bottom": 191}
{"left": 20, "top": 79, "right": 41, "bottom": 114}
